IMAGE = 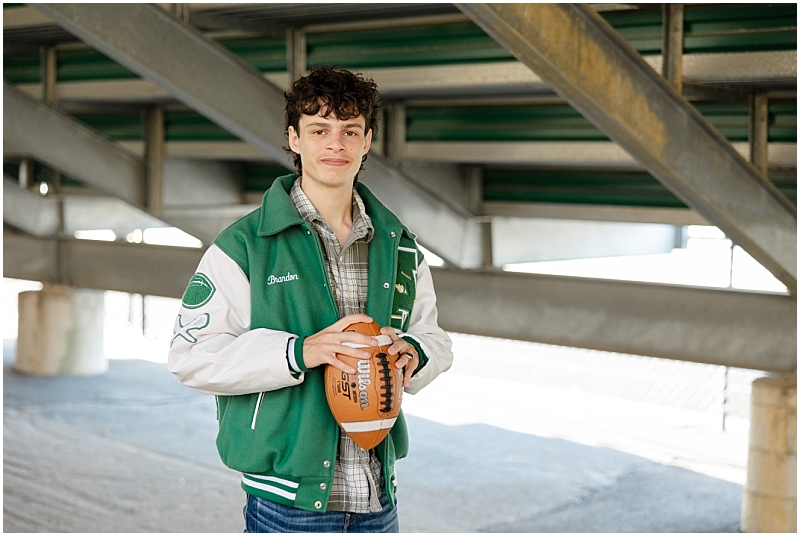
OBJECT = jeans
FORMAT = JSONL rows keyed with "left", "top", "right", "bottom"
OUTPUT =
{"left": 243, "top": 492, "right": 399, "bottom": 533}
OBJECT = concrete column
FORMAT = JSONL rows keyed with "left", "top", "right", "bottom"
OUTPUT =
{"left": 741, "top": 374, "right": 797, "bottom": 532}
{"left": 16, "top": 285, "right": 108, "bottom": 376}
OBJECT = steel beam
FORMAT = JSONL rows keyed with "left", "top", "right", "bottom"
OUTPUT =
{"left": 3, "top": 82, "right": 147, "bottom": 207}
{"left": 35, "top": 3, "right": 292, "bottom": 166}
{"left": 6, "top": 226, "right": 794, "bottom": 372}
{"left": 361, "top": 155, "right": 482, "bottom": 267}
{"left": 661, "top": 4, "right": 684, "bottom": 92}
{"left": 41, "top": 45, "right": 58, "bottom": 107}
{"left": 3, "top": 177, "right": 60, "bottom": 236}
{"left": 406, "top": 141, "right": 797, "bottom": 169}
{"left": 457, "top": 3, "right": 797, "bottom": 293}
{"left": 144, "top": 107, "right": 166, "bottom": 217}
{"left": 483, "top": 201, "right": 709, "bottom": 226}
{"left": 431, "top": 268, "right": 796, "bottom": 373}
{"left": 750, "top": 92, "right": 770, "bottom": 177}
{"left": 35, "top": 3, "right": 479, "bottom": 268}
{"left": 4, "top": 230, "right": 203, "bottom": 299}
{"left": 2, "top": 6, "right": 52, "bottom": 28}
{"left": 162, "top": 204, "right": 258, "bottom": 245}
{"left": 14, "top": 50, "right": 796, "bottom": 103}
{"left": 87, "top": 138, "right": 800, "bottom": 170}
{"left": 287, "top": 27, "right": 307, "bottom": 82}
{"left": 492, "top": 218, "right": 678, "bottom": 264}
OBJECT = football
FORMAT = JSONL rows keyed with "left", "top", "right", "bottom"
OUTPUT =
{"left": 324, "top": 321, "right": 404, "bottom": 450}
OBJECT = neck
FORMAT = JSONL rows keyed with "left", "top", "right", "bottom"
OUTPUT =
{"left": 299, "top": 176, "right": 354, "bottom": 232}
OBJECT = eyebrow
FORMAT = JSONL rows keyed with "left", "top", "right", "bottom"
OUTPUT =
{"left": 306, "top": 121, "right": 365, "bottom": 130}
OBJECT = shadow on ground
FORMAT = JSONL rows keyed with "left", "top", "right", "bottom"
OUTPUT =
{"left": 3, "top": 341, "right": 742, "bottom": 532}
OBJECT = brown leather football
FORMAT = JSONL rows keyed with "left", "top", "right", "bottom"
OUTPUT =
{"left": 324, "top": 321, "right": 404, "bottom": 449}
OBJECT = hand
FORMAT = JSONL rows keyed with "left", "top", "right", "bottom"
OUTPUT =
{"left": 380, "top": 327, "right": 420, "bottom": 388}
{"left": 302, "top": 314, "right": 378, "bottom": 375}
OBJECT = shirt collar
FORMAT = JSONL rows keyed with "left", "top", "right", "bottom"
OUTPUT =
{"left": 290, "top": 178, "right": 374, "bottom": 243}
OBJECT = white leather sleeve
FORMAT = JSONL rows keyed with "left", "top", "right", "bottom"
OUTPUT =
{"left": 400, "top": 259, "right": 454, "bottom": 395}
{"left": 167, "top": 244, "right": 304, "bottom": 396}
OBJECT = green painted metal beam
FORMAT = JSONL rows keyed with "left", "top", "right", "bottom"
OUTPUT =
{"left": 64, "top": 101, "right": 796, "bottom": 144}
{"left": 5, "top": 4, "right": 795, "bottom": 83}
{"left": 483, "top": 169, "right": 796, "bottom": 209}
{"left": 406, "top": 101, "right": 797, "bottom": 143}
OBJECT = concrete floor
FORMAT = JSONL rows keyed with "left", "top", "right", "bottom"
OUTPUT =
{"left": 3, "top": 339, "right": 746, "bottom": 532}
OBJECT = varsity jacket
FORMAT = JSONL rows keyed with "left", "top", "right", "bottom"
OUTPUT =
{"left": 168, "top": 174, "right": 453, "bottom": 513}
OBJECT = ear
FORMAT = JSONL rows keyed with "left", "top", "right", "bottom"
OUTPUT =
{"left": 363, "top": 128, "right": 373, "bottom": 155}
{"left": 288, "top": 126, "right": 301, "bottom": 154}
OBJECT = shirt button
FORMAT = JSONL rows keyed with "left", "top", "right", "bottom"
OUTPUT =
{"left": 390, "top": 231, "right": 396, "bottom": 237}
{"left": 319, "top": 483, "right": 327, "bottom": 490}
{"left": 383, "top": 282, "right": 390, "bottom": 289}
{"left": 315, "top": 501, "right": 322, "bottom": 509}
{"left": 323, "top": 460, "right": 331, "bottom": 468}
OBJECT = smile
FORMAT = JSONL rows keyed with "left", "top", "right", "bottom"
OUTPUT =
{"left": 321, "top": 158, "right": 351, "bottom": 166}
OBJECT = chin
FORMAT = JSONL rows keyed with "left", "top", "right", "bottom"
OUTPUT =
{"left": 319, "top": 171, "right": 358, "bottom": 187}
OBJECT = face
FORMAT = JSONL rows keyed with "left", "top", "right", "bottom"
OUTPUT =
{"left": 288, "top": 108, "right": 372, "bottom": 190}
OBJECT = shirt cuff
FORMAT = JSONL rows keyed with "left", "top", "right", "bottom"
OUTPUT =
{"left": 287, "top": 336, "right": 308, "bottom": 373}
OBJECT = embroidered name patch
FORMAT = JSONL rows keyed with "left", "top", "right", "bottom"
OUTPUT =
{"left": 267, "top": 272, "right": 299, "bottom": 285}
{"left": 182, "top": 273, "right": 216, "bottom": 309}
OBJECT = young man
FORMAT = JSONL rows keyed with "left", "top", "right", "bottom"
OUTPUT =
{"left": 168, "top": 67, "right": 453, "bottom": 532}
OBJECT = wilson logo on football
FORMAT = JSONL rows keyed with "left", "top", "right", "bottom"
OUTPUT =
{"left": 357, "top": 359, "right": 371, "bottom": 408}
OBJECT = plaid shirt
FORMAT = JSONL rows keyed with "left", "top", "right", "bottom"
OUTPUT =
{"left": 290, "top": 178, "right": 385, "bottom": 513}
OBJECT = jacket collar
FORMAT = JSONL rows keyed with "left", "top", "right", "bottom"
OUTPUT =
{"left": 257, "top": 173, "right": 415, "bottom": 240}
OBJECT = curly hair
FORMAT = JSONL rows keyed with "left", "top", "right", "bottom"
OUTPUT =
{"left": 284, "top": 67, "right": 382, "bottom": 176}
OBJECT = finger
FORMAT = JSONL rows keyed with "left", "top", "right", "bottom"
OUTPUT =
{"left": 387, "top": 339, "right": 411, "bottom": 356}
{"left": 403, "top": 358, "right": 416, "bottom": 387}
{"left": 380, "top": 326, "right": 399, "bottom": 340}
{"left": 326, "top": 355, "right": 357, "bottom": 375}
{"left": 325, "top": 314, "right": 373, "bottom": 333}
{"left": 334, "top": 331, "right": 380, "bottom": 348}
{"left": 325, "top": 341, "right": 378, "bottom": 362}
{"left": 394, "top": 351, "right": 417, "bottom": 388}
{"left": 315, "top": 331, "right": 378, "bottom": 351}
{"left": 394, "top": 350, "right": 412, "bottom": 368}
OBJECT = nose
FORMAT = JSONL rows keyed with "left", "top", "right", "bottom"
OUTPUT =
{"left": 327, "top": 133, "right": 345, "bottom": 151}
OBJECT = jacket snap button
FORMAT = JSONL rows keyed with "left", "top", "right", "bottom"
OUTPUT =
{"left": 315, "top": 501, "right": 322, "bottom": 509}
{"left": 390, "top": 231, "right": 396, "bottom": 237}
{"left": 383, "top": 282, "right": 390, "bottom": 289}
{"left": 323, "top": 460, "right": 331, "bottom": 468}
{"left": 319, "top": 483, "right": 327, "bottom": 490}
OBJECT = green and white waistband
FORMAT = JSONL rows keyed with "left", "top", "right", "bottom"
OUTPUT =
{"left": 242, "top": 473, "right": 300, "bottom": 501}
